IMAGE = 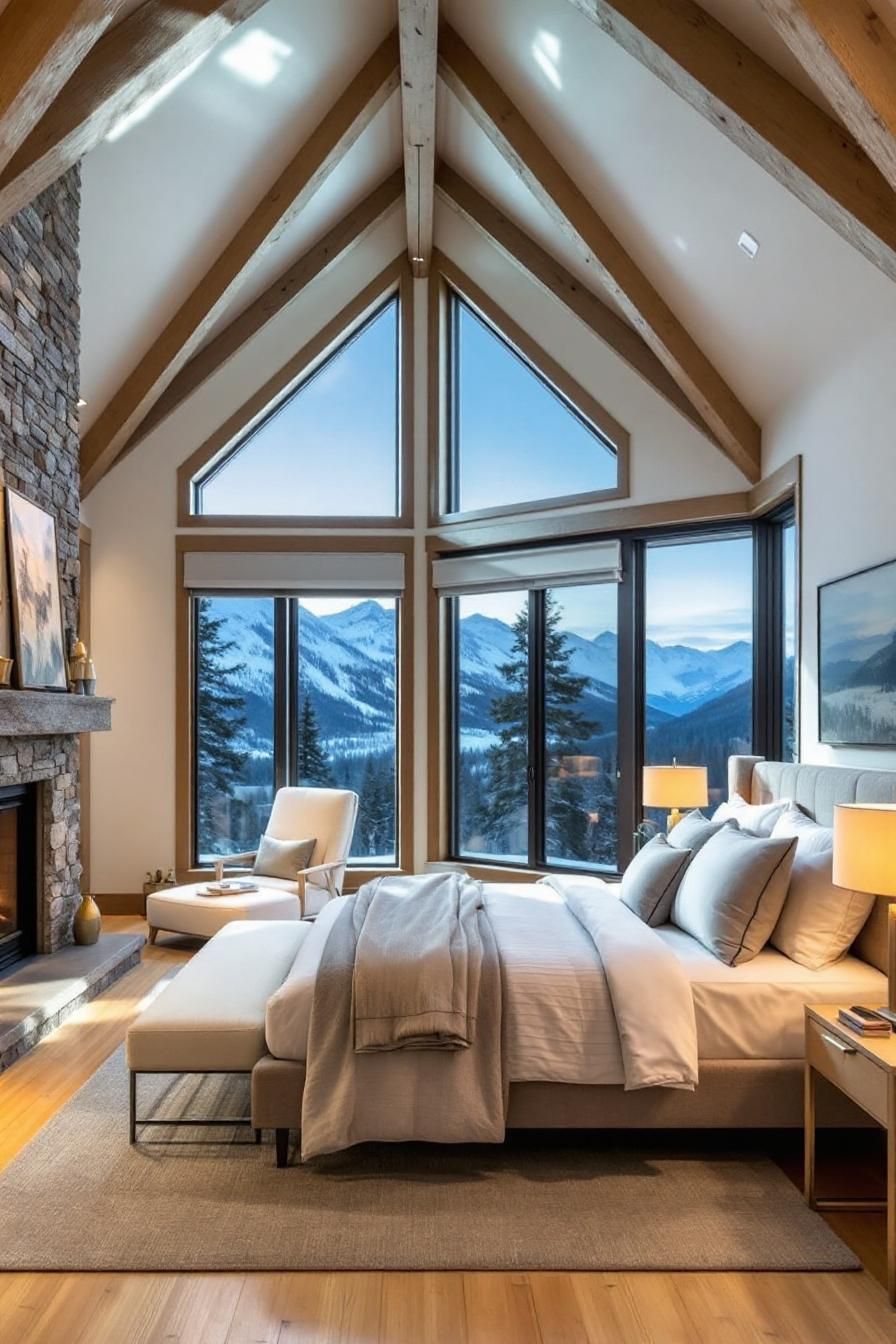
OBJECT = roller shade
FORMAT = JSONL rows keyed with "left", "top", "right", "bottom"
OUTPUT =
{"left": 182, "top": 550, "right": 405, "bottom": 594}
{"left": 432, "top": 540, "right": 621, "bottom": 594}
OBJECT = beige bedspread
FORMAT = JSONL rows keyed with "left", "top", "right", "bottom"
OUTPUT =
{"left": 300, "top": 873, "right": 506, "bottom": 1160}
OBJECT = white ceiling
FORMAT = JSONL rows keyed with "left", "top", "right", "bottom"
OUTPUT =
{"left": 78, "top": 0, "right": 896, "bottom": 444}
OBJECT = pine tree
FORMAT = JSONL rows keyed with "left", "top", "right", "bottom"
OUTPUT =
{"left": 195, "top": 598, "right": 248, "bottom": 852}
{"left": 296, "top": 695, "right": 334, "bottom": 786}
{"left": 544, "top": 593, "right": 600, "bottom": 861}
{"left": 481, "top": 605, "right": 530, "bottom": 852}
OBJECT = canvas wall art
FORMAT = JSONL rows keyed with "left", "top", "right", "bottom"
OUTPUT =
{"left": 819, "top": 557, "right": 896, "bottom": 746}
{"left": 5, "top": 488, "right": 67, "bottom": 691}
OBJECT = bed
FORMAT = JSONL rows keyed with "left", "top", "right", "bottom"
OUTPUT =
{"left": 252, "top": 756, "right": 896, "bottom": 1139}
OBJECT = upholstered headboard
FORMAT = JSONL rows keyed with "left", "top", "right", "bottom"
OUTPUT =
{"left": 729, "top": 755, "right": 896, "bottom": 973}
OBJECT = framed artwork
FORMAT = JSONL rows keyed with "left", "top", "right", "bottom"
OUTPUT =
{"left": 5, "top": 488, "right": 68, "bottom": 691}
{"left": 818, "top": 556, "right": 896, "bottom": 746}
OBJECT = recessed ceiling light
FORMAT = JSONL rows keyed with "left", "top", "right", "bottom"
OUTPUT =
{"left": 738, "top": 231, "right": 760, "bottom": 259}
{"left": 77, "top": 397, "right": 87, "bottom": 408}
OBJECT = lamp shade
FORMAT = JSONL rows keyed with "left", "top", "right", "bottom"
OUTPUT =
{"left": 642, "top": 764, "right": 708, "bottom": 810}
{"left": 833, "top": 803, "right": 896, "bottom": 897}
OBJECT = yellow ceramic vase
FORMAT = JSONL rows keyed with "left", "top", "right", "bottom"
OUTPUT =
{"left": 73, "top": 893, "right": 102, "bottom": 946}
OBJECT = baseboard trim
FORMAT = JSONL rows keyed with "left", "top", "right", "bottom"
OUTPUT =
{"left": 93, "top": 893, "right": 144, "bottom": 916}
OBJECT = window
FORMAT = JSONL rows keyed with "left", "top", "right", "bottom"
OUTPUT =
{"left": 192, "top": 297, "right": 400, "bottom": 519}
{"left": 447, "top": 292, "right": 622, "bottom": 517}
{"left": 444, "top": 512, "right": 796, "bottom": 876}
{"left": 193, "top": 594, "right": 398, "bottom": 866}
{"left": 452, "top": 584, "right": 619, "bottom": 872}
{"left": 644, "top": 534, "right": 754, "bottom": 817}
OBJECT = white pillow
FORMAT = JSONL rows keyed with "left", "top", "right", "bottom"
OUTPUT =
{"left": 771, "top": 850, "right": 875, "bottom": 970}
{"left": 713, "top": 793, "right": 791, "bottom": 837}
{"left": 770, "top": 807, "right": 833, "bottom": 856}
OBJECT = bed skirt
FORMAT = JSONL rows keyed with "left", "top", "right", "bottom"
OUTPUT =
{"left": 251, "top": 1055, "right": 870, "bottom": 1134}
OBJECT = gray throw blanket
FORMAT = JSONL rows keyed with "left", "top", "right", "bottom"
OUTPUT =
{"left": 301, "top": 873, "right": 506, "bottom": 1159}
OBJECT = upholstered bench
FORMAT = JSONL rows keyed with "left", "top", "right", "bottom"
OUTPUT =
{"left": 126, "top": 920, "right": 310, "bottom": 1150}
{"left": 145, "top": 881, "right": 302, "bottom": 942}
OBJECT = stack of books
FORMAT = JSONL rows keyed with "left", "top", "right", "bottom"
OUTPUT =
{"left": 838, "top": 1007, "right": 892, "bottom": 1037}
{"left": 201, "top": 878, "right": 259, "bottom": 897}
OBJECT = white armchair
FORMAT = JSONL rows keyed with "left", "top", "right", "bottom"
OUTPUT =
{"left": 224, "top": 786, "right": 359, "bottom": 918}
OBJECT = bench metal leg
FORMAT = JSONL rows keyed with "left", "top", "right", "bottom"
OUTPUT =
{"left": 275, "top": 1128, "right": 290, "bottom": 1168}
{"left": 129, "top": 1070, "right": 136, "bottom": 1144}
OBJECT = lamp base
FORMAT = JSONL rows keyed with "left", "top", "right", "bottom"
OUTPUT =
{"left": 666, "top": 808, "right": 685, "bottom": 834}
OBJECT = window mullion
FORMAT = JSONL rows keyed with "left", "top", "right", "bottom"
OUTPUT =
{"left": 273, "top": 597, "right": 289, "bottom": 792}
{"left": 529, "top": 590, "right": 546, "bottom": 868}
{"left": 617, "top": 538, "right": 643, "bottom": 871}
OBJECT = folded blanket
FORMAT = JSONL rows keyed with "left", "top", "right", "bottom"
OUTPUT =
{"left": 353, "top": 873, "right": 484, "bottom": 1052}
{"left": 301, "top": 873, "right": 506, "bottom": 1159}
{"left": 540, "top": 875, "right": 698, "bottom": 1091}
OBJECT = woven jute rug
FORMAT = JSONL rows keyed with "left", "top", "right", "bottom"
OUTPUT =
{"left": 0, "top": 1048, "right": 858, "bottom": 1272}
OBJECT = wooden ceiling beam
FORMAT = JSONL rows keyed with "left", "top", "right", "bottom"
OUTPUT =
{"left": 399, "top": 0, "right": 438, "bottom": 276}
{"left": 81, "top": 29, "right": 400, "bottom": 496}
{"left": 0, "top": 0, "right": 267, "bottom": 228}
{"left": 438, "top": 23, "right": 761, "bottom": 481}
{"left": 0, "top": 0, "right": 125, "bottom": 178}
{"left": 126, "top": 167, "right": 404, "bottom": 453}
{"left": 435, "top": 162, "right": 717, "bottom": 442}
{"left": 565, "top": 0, "right": 896, "bottom": 285}
{"left": 757, "top": 0, "right": 896, "bottom": 198}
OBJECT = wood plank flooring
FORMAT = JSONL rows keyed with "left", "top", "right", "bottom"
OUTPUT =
{"left": 0, "top": 916, "right": 893, "bottom": 1343}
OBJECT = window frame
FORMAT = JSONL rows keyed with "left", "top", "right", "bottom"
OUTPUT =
{"left": 429, "top": 255, "right": 630, "bottom": 527}
{"left": 177, "top": 257, "right": 414, "bottom": 530}
{"left": 439, "top": 507, "right": 798, "bottom": 879}
{"left": 176, "top": 535, "right": 415, "bottom": 888}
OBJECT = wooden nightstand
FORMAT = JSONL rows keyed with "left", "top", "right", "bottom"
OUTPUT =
{"left": 805, "top": 1005, "right": 896, "bottom": 1305}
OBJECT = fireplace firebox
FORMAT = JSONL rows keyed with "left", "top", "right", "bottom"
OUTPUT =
{"left": 0, "top": 783, "right": 37, "bottom": 974}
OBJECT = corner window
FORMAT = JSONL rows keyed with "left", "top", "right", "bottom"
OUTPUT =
{"left": 192, "top": 297, "right": 401, "bottom": 519}
{"left": 446, "top": 291, "right": 622, "bottom": 518}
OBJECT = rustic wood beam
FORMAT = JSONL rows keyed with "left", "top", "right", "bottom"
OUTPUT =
{"left": 0, "top": 0, "right": 125, "bottom": 178}
{"left": 0, "top": 0, "right": 267, "bottom": 228}
{"left": 436, "top": 163, "right": 717, "bottom": 442}
{"left": 565, "top": 0, "right": 896, "bottom": 285}
{"left": 81, "top": 30, "right": 400, "bottom": 496}
{"left": 757, "top": 0, "right": 896, "bottom": 198}
{"left": 126, "top": 167, "right": 404, "bottom": 452}
{"left": 399, "top": 0, "right": 438, "bottom": 276}
{"left": 438, "top": 23, "right": 761, "bottom": 481}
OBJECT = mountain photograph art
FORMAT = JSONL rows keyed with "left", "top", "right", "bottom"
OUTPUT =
{"left": 819, "top": 557, "right": 896, "bottom": 745}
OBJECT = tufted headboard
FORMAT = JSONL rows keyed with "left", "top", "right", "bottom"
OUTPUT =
{"left": 728, "top": 755, "right": 896, "bottom": 973}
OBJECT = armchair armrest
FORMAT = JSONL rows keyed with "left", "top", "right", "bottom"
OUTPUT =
{"left": 296, "top": 860, "right": 345, "bottom": 918}
{"left": 217, "top": 850, "right": 258, "bottom": 867}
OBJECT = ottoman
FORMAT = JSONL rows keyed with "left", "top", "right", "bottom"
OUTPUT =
{"left": 146, "top": 881, "right": 301, "bottom": 942}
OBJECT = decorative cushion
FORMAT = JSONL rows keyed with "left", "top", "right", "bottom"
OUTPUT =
{"left": 770, "top": 807, "right": 833, "bottom": 856}
{"left": 771, "top": 850, "right": 875, "bottom": 970}
{"left": 671, "top": 826, "right": 798, "bottom": 966}
{"left": 254, "top": 834, "right": 316, "bottom": 882}
{"left": 713, "top": 793, "right": 791, "bottom": 837}
{"left": 667, "top": 810, "right": 736, "bottom": 854}
{"left": 620, "top": 835, "right": 692, "bottom": 926}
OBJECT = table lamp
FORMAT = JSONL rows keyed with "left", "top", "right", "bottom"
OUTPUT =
{"left": 642, "top": 762, "right": 708, "bottom": 833}
{"left": 833, "top": 803, "right": 896, "bottom": 1015}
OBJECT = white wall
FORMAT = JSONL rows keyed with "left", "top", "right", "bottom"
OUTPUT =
{"left": 765, "top": 323, "right": 896, "bottom": 770}
{"left": 85, "top": 212, "right": 759, "bottom": 895}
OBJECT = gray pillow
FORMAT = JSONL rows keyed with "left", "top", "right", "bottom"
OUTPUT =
{"left": 667, "top": 810, "right": 737, "bottom": 855}
{"left": 671, "top": 826, "right": 798, "bottom": 965}
{"left": 621, "top": 835, "right": 692, "bottom": 926}
{"left": 253, "top": 834, "right": 316, "bottom": 882}
{"left": 771, "top": 850, "right": 875, "bottom": 970}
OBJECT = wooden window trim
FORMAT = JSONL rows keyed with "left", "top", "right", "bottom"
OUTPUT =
{"left": 175, "top": 533, "right": 415, "bottom": 885}
{"left": 176, "top": 255, "right": 415, "bottom": 530}
{"left": 428, "top": 251, "right": 631, "bottom": 528}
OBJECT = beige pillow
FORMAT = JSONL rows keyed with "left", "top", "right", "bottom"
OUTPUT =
{"left": 253, "top": 834, "right": 316, "bottom": 882}
{"left": 620, "top": 835, "right": 692, "bottom": 926}
{"left": 671, "top": 826, "right": 797, "bottom": 965}
{"left": 771, "top": 850, "right": 875, "bottom": 970}
{"left": 770, "top": 807, "right": 833, "bottom": 856}
{"left": 713, "top": 793, "right": 791, "bottom": 837}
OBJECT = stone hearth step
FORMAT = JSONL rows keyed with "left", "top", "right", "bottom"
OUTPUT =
{"left": 0, "top": 933, "right": 143, "bottom": 1072}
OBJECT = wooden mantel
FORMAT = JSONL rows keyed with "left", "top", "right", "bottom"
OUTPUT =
{"left": 0, "top": 691, "right": 113, "bottom": 737}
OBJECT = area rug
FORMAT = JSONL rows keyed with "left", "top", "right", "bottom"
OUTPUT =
{"left": 0, "top": 1048, "right": 858, "bottom": 1272}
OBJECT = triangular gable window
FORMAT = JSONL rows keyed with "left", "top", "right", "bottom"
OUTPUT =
{"left": 448, "top": 291, "right": 620, "bottom": 516}
{"left": 193, "top": 296, "right": 399, "bottom": 518}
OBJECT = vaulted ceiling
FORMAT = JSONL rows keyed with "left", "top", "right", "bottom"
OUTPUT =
{"left": 3, "top": 0, "right": 896, "bottom": 495}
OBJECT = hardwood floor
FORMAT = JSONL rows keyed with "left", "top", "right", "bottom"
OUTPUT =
{"left": 0, "top": 915, "right": 893, "bottom": 1342}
